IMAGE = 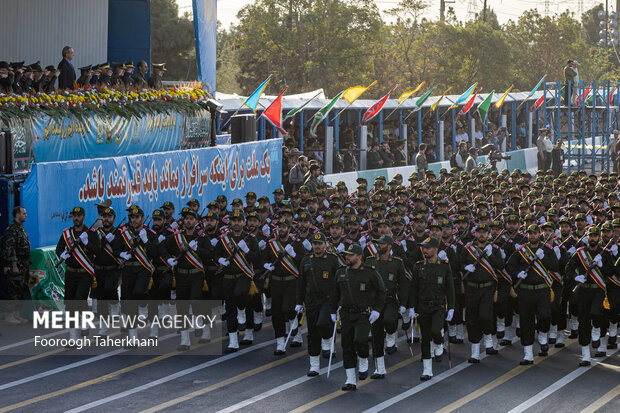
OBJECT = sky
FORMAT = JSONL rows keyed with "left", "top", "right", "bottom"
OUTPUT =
{"left": 176, "top": 0, "right": 613, "bottom": 28}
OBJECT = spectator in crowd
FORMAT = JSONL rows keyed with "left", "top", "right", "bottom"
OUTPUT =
{"left": 416, "top": 143, "right": 428, "bottom": 180}
{"left": 367, "top": 142, "right": 383, "bottom": 170}
{"left": 564, "top": 59, "right": 577, "bottom": 105}
{"left": 517, "top": 122, "right": 526, "bottom": 141}
{"left": 537, "top": 127, "right": 552, "bottom": 171}
{"left": 303, "top": 163, "right": 322, "bottom": 194}
{"left": 496, "top": 127, "right": 509, "bottom": 150}
{"left": 289, "top": 155, "right": 308, "bottom": 192}
{"left": 425, "top": 144, "right": 436, "bottom": 164}
{"left": 455, "top": 127, "right": 469, "bottom": 144}
{"left": 455, "top": 141, "right": 468, "bottom": 170}
{"left": 394, "top": 140, "right": 407, "bottom": 166}
{"left": 380, "top": 141, "right": 394, "bottom": 168}
{"left": 609, "top": 129, "right": 619, "bottom": 173}
{"left": 58, "top": 46, "right": 76, "bottom": 90}
{"left": 465, "top": 147, "right": 479, "bottom": 172}
{"left": 551, "top": 138, "right": 564, "bottom": 177}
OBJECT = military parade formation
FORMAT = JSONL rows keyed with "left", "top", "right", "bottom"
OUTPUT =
{"left": 45, "top": 167, "right": 620, "bottom": 391}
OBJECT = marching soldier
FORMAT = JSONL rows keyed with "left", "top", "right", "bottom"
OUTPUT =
{"left": 263, "top": 218, "right": 305, "bottom": 355}
{"left": 565, "top": 227, "right": 614, "bottom": 365}
{"left": 56, "top": 207, "right": 99, "bottom": 342}
{"left": 147, "top": 209, "right": 174, "bottom": 339}
{"left": 408, "top": 237, "right": 455, "bottom": 381}
{"left": 506, "top": 224, "right": 559, "bottom": 365}
{"left": 366, "top": 235, "right": 409, "bottom": 378}
{"left": 94, "top": 207, "right": 121, "bottom": 336}
{"left": 330, "top": 244, "right": 386, "bottom": 391}
{"left": 296, "top": 232, "right": 341, "bottom": 376}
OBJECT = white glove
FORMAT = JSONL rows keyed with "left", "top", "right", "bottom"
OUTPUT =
{"left": 359, "top": 236, "right": 367, "bottom": 248}
{"left": 218, "top": 258, "right": 230, "bottom": 267}
{"left": 446, "top": 309, "right": 454, "bottom": 322}
{"left": 120, "top": 251, "right": 132, "bottom": 260}
{"left": 402, "top": 243, "right": 407, "bottom": 252}
{"left": 484, "top": 244, "right": 493, "bottom": 257}
{"left": 295, "top": 305, "right": 303, "bottom": 313}
{"left": 60, "top": 251, "right": 71, "bottom": 260}
{"left": 500, "top": 249, "right": 506, "bottom": 260}
{"left": 167, "top": 258, "right": 177, "bottom": 268}
{"left": 539, "top": 217, "right": 546, "bottom": 224}
{"left": 408, "top": 308, "right": 416, "bottom": 319}
{"left": 139, "top": 229, "right": 148, "bottom": 243}
{"left": 337, "top": 243, "right": 345, "bottom": 252}
{"left": 517, "top": 270, "right": 528, "bottom": 279}
{"left": 211, "top": 238, "right": 218, "bottom": 247}
{"left": 361, "top": 218, "right": 367, "bottom": 226}
{"left": 368, "top": 310, "right": 380, "bottom": 324}
{"left": 553, "top": 246, "right": 561, "bottom": 260}
{"left": 399, "top": 306, "right": 406, "bottom": 314}
{"left": 323, "top": 199, "right": 330, "bottom": 208}
{"left": 568, "top": 246, "right": 576, "bottom": 255}
{"left": 303, "top": 239, "right": 312, "bottom": 251}
{"left": 330, "top": 314, "right": 337, "bottom": 323}
{"left": 264, "top": 263, "right": 275, "bottom": 272}
{"left": 79, "top": 231, "right": 89, "bottom": 245}
{"left": 266, "top": 218, "right": 271, "bottom": 223}
{"left": 438, "top": 250, "right": 448, "bottom": 261}
{"left": 536, "top": 248, "right": 545, "bottom": 260}
{"left": 259, "top": 240, "right": 266, "bottom": 250}
{"left": 464, "top": 264, "right": 476, "bottom": 273}
{"left": 105, "top": 233, "right": 115, "bottom": 243}
{"left": 452, "top": 244, "right": 457, "bottom": 252}
{"left": 593, "top": 254, "right": 603, "bottom": 268}
{"left": 316, "top": 215, "right": 324, "bottom": 223}
{"left": 238, "top": 240, "right": 249, "bottom": 253}
{"left": 189, "top": 240, "right": 198, "bottom": 251}
{"left": 285, "top": 244, "right": 296, "bottom": 258}
{"left": 158, "top": 235, "right": 166, "bottom": 243}
{"left": 403, "top": 216, "right": 410, "bottom": 225}
{"left": 262, "top": 224, "right": 270, "bottom": 235}
{"left": 574, "top": 274, "right": 586, "bottom": 284}
{"left": 170, "top": 221, "right": 179, "bottom": 230}
{"left": 611, "top": 244, "right": 618, "bottom": 256}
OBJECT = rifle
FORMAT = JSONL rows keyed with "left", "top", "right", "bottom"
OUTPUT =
{"left": 214, "top": 233, "right": 253, "bottom": 275}
{"left": 118, "top": 215, "right": 151, "bottom": 270}
{"left": 55, "top": 218, "right": 99, "bottom": 268}
{"left": 573, "top": 239, "right": 614, "bottom": 293}
{"left": 513, "top": 232, "right": 555, "bottom": 290}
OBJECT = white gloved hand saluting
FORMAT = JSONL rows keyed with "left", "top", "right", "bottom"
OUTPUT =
{"left": 238, "top": 240, "right": 250, "bottom": 253}
{"left": 189, "top": 240, "right": 198, "bottom": 251}
{"left": 60, "top": 251, "right": 71, "bottom": 260}
{"left": 368, "top": 310, "right": 380, "bottom": 324}
{"left": 303, "top": 239, "right": 312, "bottom": 251}
{"left": 484, "top": 244, "right": 493, "bottom": 257}
{"left": 264, "top": 263, "right": 275, "bottom": 272}
{"left": 218, "top": 258, "right": 230, "bottom": 267}
{"left": 285, "top": 244, "right": 296, "bottom": 258}
{"left": 105, "top": 233, "right": 115, "bottom": 243}
{"left": 79, "top": 231, "right": 89, "bottom": 245}
{"left": 536, "top": 248, "right": 545, "bottom": 260}
{"left": 464, "top": 264, "right": 476, "bottom": 273}
{"left": 574, "top": 274, "right": 586, "bottom": 284}
{"left": 139, "top": 229, "right": 148, "bottom": 243}
{"left": 438, "top": 250, "right": 448, "bottom": 261}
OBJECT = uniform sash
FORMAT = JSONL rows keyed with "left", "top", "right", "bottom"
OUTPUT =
{"left": 62, "top": 228, "right": 96, "bottom": 277}
{"left": 174, "top": 233, "right": 205, "bottom": 272}
{"left": 221, "top": 234, "right": 255, "bottom": 278}
{"left": 576, "top": 248, "right": 607, "bottom": 291}
{"left": 517, "top": 245, "right": 553, "bottom": 286}
{"left": 120, "top": 228, "right": 155, "bottom": 274}
{"left": 96, "top": 228, "right": 120, "bottom": 264}
{"left": 268, "top": 239, "right": 300, "bottom": 277}
{"left": 465, "top": 242, "right": 498, "bottom": 281}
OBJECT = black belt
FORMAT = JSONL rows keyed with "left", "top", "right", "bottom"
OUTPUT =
{"left": 580, "top": 283, "right": 600, "bottom": 289}
{"left": 271, "top": 274, "right": 296, "bottom": 281}
{"left": 466, "top": 281, "right": 494, "bottom": 289}
{"left": 421, "top": 300, "right": 442, "bottom": 307}
{"left": 66, "top": 266, "right": 88, "bottom": 273}
{"left": 519, "top": 283, "right": 548, "bottom": 290}
{"left": 176, "top": 268, "right": 204, "bottom": 275}
{"left": 122, "top": 261, "right": 143, "bottom": 267}
{"left": 341, "top": 307, "right": 370, "bottom": 315}
{"left": 95, "top": 264, "right": 117, "bottom": 271}
{"left": 155, "top": 266, "right": 168, "bottom": 272}
{"left": 223, "top": 273, "right": 243, "bottom": 280}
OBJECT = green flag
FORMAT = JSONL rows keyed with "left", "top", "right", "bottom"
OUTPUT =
{"left": 411, "top": 86, "right": 436, "bottom": 111}
{"left": 284, "top": 91, "right": 322, "bottom": 120}
{"left": 310, "top": 90, "right": 344, "bottom": 136}
{"left": 477, "top": 91, "right": 495, "bottom": 122}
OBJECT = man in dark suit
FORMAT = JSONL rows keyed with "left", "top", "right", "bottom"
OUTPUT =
{"left": 58, "top": 45, "right": 76, "bottom": 90}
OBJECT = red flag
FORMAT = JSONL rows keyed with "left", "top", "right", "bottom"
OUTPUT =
{"left": 576, "top": 85, "right": 591, "bottom": 105}
{"left": 263, "top": 87, "right": 288, "bottom": 135}
{"left": 361, "top": 85, "right": 398, "bottom": 124}
{"left": 530, "top": 92, "right": 546, "bottom": 112}
{"left": 609, "top": 87, "right": 617, "bottom": 105}
{"left": 458, "top": 92, "right": 477, "bottom": 115}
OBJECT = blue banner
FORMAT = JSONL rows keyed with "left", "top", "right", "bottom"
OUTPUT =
{"left": 22, "top": 139, "right": 283, "bottom": 249}
{"left": 192, "top": 0, "right": 217, "bottom": 92}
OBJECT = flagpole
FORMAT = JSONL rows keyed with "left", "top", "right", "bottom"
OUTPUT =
{"left": 284, "top": 91, "right": 322, "bottom": 120}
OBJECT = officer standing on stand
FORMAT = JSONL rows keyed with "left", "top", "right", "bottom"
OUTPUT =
{"left": 330, "top": 244, "right": 386, "bottom": 391}
{"left": 408, "top": 237, "right": 455, "bottom": 381}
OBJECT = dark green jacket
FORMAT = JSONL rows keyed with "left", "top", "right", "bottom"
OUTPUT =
{"left": 365, "top": 255, "right": 409, "bottom": 308}
{"left": 408, "top": 259, "right": 455, "bottom": 313}
{"left": 330, "top": 264, "right": 387, "bottom": 313}
{"left": 297, "top": 252, "right": 341, "bottom": 307}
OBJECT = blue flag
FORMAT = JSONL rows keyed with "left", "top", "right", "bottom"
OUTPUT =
{"left": 244, "top": 75, "right": 272, "bottom": 113}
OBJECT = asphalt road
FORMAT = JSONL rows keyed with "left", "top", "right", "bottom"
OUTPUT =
{"left": 0, "top": 317, "right": 618, "bottom": 413}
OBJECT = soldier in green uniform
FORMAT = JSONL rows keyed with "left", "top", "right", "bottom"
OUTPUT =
{"left": 133, "top": 61, "right": 149, "bottom": 89}
{"left": 330, "top": 243, "right": 386, "bottom": 391}
{"left": 366, "top": 235, "right": 409, "bottom": 379}
{"left": 296, "top": 232, "right": 341, "bottom": 376}
{"left": 3, "top": 206, "right": 31, "bottom": 325}
{"left": 148, "top": 63, "right": 166, "bottom": 90}
{"left": 407, "top": 237, "right": 455, "bottom": 381}
{"left": 303, "top": 164, "right": 321, "bottom": 195}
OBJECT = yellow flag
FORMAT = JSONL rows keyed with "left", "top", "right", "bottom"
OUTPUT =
{"left": 430, "top": 87, "right": 451, "bottom": 112}
{"left": 342, "top": 80, "right": 377, "bottom": 104}
{"left": 494, "top": 85, "right": 514, "bottom": 109}
{"left": 397, "top": 81, "right": 426, "bottom": 105}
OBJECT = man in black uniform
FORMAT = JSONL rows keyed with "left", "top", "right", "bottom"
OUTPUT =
{"left": 263, "top": 218, "right": 305, "bottom": 355}
{"left": 366, "top": 235, "right": 409, "bottom": 379}
{"left": 215, "top": 210, "right": 261, "bottom": 353}
{"left": 93, "top": 207, "right": 121, "bottom": 337}
{"left": 147, "top": 209, "right": 174, "bottom": 339}
{"left": 565, "top": 227, "right": 614, "bottom": 365}
{"left": 460, "top": 224, "right": 505, "bottom": 362}
{"left": 296, "top": 232, "right": 341, "bottom": 376}
{"left": 56, "top": 207, "right": 99, "bottom": 342}
{"left": 408, "top": 237, "right": 455, "bottom": 381}
{"left": 506, "top": 224, "right": 559, "bottom": 365}
{"left": 330, "top": 244, "right": 386, "bottom": 391}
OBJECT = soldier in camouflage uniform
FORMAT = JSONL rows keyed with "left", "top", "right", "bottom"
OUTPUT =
{"left": 3, "top": 206, "right": 31, "bottom": 325}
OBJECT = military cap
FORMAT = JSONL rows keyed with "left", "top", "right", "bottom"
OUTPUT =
{"left": 257, "top": 205, "right": 269, "bottom": 213}
{"left": 547, "top": 208, "right": 559, "bottom": 216}
{"left": 428, "top": 220, "right": 442, "bottom": 229}
{"left": 79, "top": 64, "right": 92, "bottom": 73}
{"left": 298, "top": 211, "right": 311, "bottom": 221}
{"left": 127, "top": 205, "right": 144, "bottom": 217}
{"left": 541, "top": 221, "right": 555, "bottom": 230}
{"left": 231, "top": 198, "right": 243, "bottom": 206}
{"left": 273, "top": 188, "right": 284, "bottom": 195}
{"left": 558, "top": 216, "right": 571, "bottom": 225}
{"left": 246, "top": 212, "right": 260, "bottom": 221}
{"left": 152, "top": 63, "right": 167, "bottom": 71}
{"left": 376, "top": 218, "right": 390, "bottom": 226}
{"left": 207, "top": 201, "right": 219, "bottom": 209}
{"left": 575, "top": 213, "right": 587, "bottom": 221}
{"left": 525, "top": 224, "right": 540, "bottom": 233}
{"left": 328, "top": 218, "right": 344, "bottom": 228}
{"left": 204, "top": 211, "right": 219, "bottom": 220}
{"left": 343, "top": 243, "right": 363, "bottom": 255}
{"left": 298, "top": 185, "right": 309, "bottom": 192}
{"left": 45, "top": 65, "right": 57, "bottom": 72}
{"left": 490, "top": 220, "right": 503, "bottom": 228}
{"left": 187, "top": 198, "right": 200, "bottom": 207}
{"left": 311, "top": 232, "right": 327, "bottom": 243}
{"left": 276, "top": 217, "right": 292, "bottom": 227}
{"left": 159, "top": 201, "right": 174, "bottom": 210}
{"left": 419, "top": 237, "right": 440, "bottom": 249}
{"left": 476, "top": 223, "right": 490, "bottom": 232}
{"left": 441, "top": 219, "right": 453, "bottom": 228}
{"left": 478, "top": 211, "right": 491, "bottom": 219}
{"left": 370, "top": 212, "right": 381, "bottom": 221}
{"left": 506, "top": 214, "right": 520, "bottom": 223}
{"left": 375, "top": 235, "right": 394, "bottom": 245}
{"left": 524, "top": 213, "right": 536, "bottom": 221}
{"left": 258, "top": 195, "right": 270, "bottom": 203}
{"left": 230, "top": 210, "right": 245, "bottom": 220}
{"left": 291, "top": 191, "right": 300, "bottom": 199}
{"left": 245, "top": 192, "right": 257, "bottom": 198}
{"left": 455, "top": 214, "right": 469, "bottom": 223}
{"left": 217, "top": 194, "right": 228, "bottom": 202}
{"left": 412, "top": 213, "right": 427, "bottom": 222}
{"left": 587, "top": 226, "right": 601, "bottom": 235}
{"left": 347, "top": 215, "right": 361, "bottom": 224}
{"left": 181, "top": 207, "right": 197, "bottom": 218}
{"left": 70, "top": 206, "right": 86, "bottom": 216}
{"left": 392, "top": 216, "right": 405, "bottom": 225}
{"left": 600, "top": 222, "right": 613, "bottom": 231}
{"left": 101, "top": 207, "right": 116, "bottom": 217}
{"left": 123, "top": 61, "right": 134, "bottom": 69}
{"left": 612, "top": 218, "right": 620, "bottom": 227}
